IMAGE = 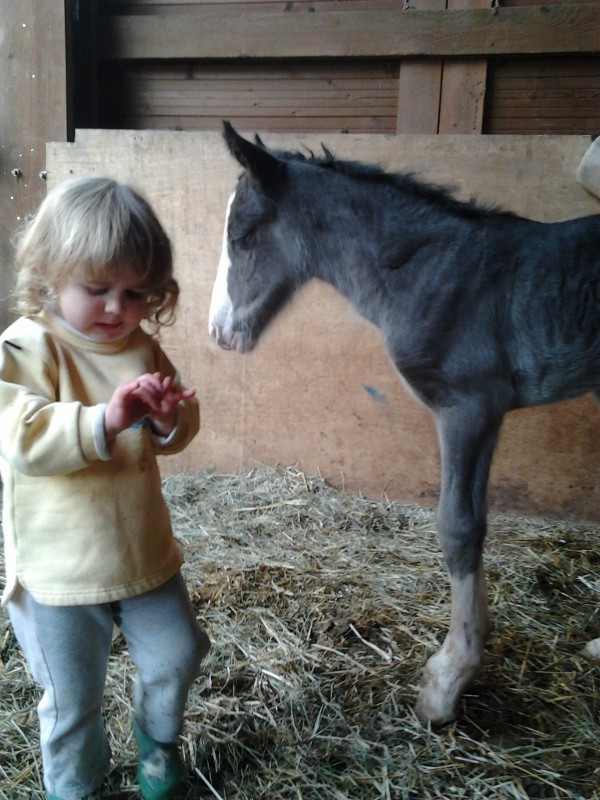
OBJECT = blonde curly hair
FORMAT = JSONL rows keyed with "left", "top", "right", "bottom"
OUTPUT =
{"left": 13, "top": 176, "right": 179, "bottom": 331}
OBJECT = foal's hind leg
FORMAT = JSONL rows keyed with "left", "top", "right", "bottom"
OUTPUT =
{"left": 582, "top": 391, "right": 600, "bottom": 660}
{"left": 416, "top": 400, "right": 503, "bottom": 725}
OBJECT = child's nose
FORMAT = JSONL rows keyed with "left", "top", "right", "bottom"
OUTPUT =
{"left": 105, "top": 294, "right": 124, "bottom": 314}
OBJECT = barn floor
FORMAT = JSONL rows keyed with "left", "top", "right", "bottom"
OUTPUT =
{"left": 1, "top": 467, "right": 599, "bottom": 800}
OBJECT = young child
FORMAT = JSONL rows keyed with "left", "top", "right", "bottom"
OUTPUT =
{"left": 0, "top": 177, "right": 210, "bottom": 800}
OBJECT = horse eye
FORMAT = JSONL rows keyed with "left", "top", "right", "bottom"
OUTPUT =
{"left": 231, "top": 230, "right": 256, "bottom": 250}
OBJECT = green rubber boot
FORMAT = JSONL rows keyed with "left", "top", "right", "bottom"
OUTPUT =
{"left": 133, "top": 719, "right": 182, "bottom": 800}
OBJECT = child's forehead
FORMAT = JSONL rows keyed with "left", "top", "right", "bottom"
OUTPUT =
{"left": 77, "top": 261, "right": 148, "bottom": 285}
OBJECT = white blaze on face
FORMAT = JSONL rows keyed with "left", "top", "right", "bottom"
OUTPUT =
{"left": 208, "top": 193, "right": 235, "bottom": 348}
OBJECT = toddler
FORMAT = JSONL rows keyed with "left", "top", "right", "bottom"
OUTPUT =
{"left": 0, "top": 177, "right": 210, "bottom": 800}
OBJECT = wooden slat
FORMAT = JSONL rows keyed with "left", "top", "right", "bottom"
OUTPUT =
{"left": 488, "top": 119, "right": 599, "bottom": 133}
{"left": 112, "top": 96, "right": 398, "bottom": 115}
{"left": 492, "top": 98, "right": 600, "bottom": 112}
{"left": 396, "top": 0, "right": 445, "bottom": 135}
{"left": 104, "top": 0, "right": 405, "bottom": 12}
{"left": 109, "top": 75, "right": 399, "bottom": 95}
{"left": 489, "top": 57, "right": 600, "bottom": 78}
{"left": 396, "top": 59, "right": 444, "bottom": 133}
{"left": 99, "top": 114, "right": 398, "bottom": 133}
{"left": 438, "top": 58, "right": 487, "bottom": 132}
{"left": 494, "top": 80, "right": 600, "bottom": 92}
{"left": 438, "top": 0, "right": 488, "bottom": 134}
{"left": 107, "top": 61, "right": 399, "bottom": 82}
{"left": 97, "top": 6, "right": 600, "bottom": 60}
{"left": 112, "top": 90, "right": 398, "bottom": 111}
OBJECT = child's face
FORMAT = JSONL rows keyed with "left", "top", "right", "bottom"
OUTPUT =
{"left": 57, "top": 264, "right": 150, "bottom": 342}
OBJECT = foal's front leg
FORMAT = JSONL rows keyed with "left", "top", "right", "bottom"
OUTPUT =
{"left": 416, "top": 402, "right": 502, "bottom": 725}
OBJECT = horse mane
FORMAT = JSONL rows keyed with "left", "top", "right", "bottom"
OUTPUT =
{"left": 257, "top": 137, "right": 518, "bottom": 222}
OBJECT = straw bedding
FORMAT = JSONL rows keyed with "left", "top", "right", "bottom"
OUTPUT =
{"left": 0, "top": 466, "right": 598, "bottom": 800}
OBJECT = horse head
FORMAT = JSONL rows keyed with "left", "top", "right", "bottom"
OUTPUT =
{"left": 209, "top": 122, "right": 307, "bottom": 353}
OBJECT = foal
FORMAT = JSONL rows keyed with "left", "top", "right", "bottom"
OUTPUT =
{"left": 209, "top": 122, "right": 600, "bottom": 724}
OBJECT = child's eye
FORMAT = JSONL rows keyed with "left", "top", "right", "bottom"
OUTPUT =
{"left": 125, "top": 289, "right": 147, "bottom": 301}
{"left": 84, "top": 285, "right": 107, "bottom": 297}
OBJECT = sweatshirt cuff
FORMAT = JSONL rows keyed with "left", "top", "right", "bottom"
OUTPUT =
{"left": 93, "top": 404, "right": 113, "bottom": 461}
{"left": 148, "top": 411, "right": 179, "bottom": 446}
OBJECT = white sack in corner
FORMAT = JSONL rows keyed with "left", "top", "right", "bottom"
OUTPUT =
{"left": 576, "top": 136, "right": 600, "bottom": 199}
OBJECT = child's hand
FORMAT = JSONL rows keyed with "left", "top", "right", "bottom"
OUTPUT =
{"left": 104, "top": 372, "right": 195, "bottom": 442}
{"left": 144, "top": 373, "right": 196, "bottom": 437}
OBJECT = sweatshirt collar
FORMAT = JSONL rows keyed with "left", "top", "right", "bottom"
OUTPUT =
{"left": 38, "top": 311, "right": 137, "bottom": 354}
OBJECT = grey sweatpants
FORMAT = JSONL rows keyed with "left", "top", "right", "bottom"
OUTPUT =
{"left": 7, "top": 573, "right": 210, "bottom": 800}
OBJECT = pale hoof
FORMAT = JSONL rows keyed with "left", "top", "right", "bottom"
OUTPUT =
{"left": 416, "top": 675, "right": 462, "bottom": 726}
{"left": 415, "top": 648, "right": 480, "bottom": 726}
{"left": 583, "top": 637, "right": 600, "bottom": 661}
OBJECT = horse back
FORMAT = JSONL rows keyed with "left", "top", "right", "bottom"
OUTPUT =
{"left": 385, "top": 212, "right": 600, "bottom": 411}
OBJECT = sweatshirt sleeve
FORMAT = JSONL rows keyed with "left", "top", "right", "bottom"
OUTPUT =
{"left": 0, "top": 336, "right": 105, "bottom": 476}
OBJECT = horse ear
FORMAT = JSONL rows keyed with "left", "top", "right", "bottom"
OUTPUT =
{"left": 222, "top": 121, "right": 286, "bottom": 192}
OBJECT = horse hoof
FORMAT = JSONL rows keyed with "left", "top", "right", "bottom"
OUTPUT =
{"left": 416, "top": 644, "right": 481, "bottom": 726}
{"left": 583, "top": 637, "right": 600, "bottom": 661}
{"left": 416, "top": 685, "right": 460, "bottom": 727}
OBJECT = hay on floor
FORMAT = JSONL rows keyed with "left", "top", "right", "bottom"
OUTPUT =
{"left": 0, "top": 466, "right": 599, "bottom": 800}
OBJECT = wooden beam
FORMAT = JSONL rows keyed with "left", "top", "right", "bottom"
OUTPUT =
{"left": 438, "top": 0, "right": 488, "bottom": 134}
{"left": 97, "top": 6, "right": 600, "bottom": 60}
{"left": 396, "top": 0, "right": 445, "bottom": 135}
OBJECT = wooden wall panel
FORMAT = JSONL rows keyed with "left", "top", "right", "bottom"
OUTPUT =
{"left": 0, "top": 0, "right": 68, "bottom": 330}
{"left": 90, "top": 2, "right": 600, "bottom": 137}
{"left": 47, "top": 130, "right": 600, "bottom": 520}
{"left": 99, "top": 61, "right": 400, "bottom": 133}
{"left": 485, "top": 57, "right": 600, "bottom": 135}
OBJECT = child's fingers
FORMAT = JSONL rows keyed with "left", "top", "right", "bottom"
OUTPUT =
{"left": 124, "top": 374, "right": 196, "bottom": 417}
{"left": 135, "top": 372, "right": 164, "bottom": 393}
{"left": 129, "top": 382, "right": 163, "bottom": 413}
{"left": 112, "top": 378, "right": 145, "bottom": 404}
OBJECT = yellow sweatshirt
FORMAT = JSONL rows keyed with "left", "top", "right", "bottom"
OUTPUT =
{"left": 0, "top": 312, "right": 200, "bottom": 606}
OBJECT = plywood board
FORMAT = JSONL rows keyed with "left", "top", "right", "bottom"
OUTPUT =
{"left": 46, "top": 130, "right": 600, "bottom": 519}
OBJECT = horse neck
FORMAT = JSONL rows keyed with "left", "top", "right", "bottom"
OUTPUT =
{"left": 293, "top": 180, "right": 367, "bottom": 270}
{"left": 298, "top": 189, "right": 414, "bottom": 323}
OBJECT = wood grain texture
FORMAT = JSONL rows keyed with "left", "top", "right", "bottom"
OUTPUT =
{"left": 97, "top": 7, "right": 600, "bottom": 60}
{"left": 0, "top": 0, "right": 68, "bottom": 330}
{"left": 438, "top": 0, "right": 488, "bottom": 135}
